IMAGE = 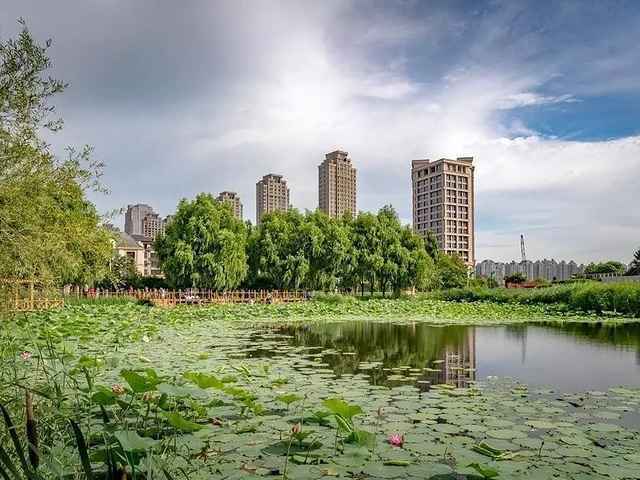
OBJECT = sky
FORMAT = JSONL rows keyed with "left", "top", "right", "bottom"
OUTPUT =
{"left": 1, "top": 0, "right": 639, "bottom": 264}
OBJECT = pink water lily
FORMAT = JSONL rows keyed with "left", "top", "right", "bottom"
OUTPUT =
{"left": 20, "top": 351, "right": 33, "bottom": 360}
{"left": 388, "top": 433, "right": 404, "bottom": 447}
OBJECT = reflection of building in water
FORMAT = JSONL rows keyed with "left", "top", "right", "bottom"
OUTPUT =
{"left": 421, "top": 329, "right": 476, "bottom": 391}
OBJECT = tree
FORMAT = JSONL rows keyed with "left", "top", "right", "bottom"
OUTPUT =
{"left": 629, "top": 248, "right": 640, "bottom": 275}
{"left": 435, "top": 253, "right": 468, "bottom": 289}
{"left": 247, "top": 210, "right": 309, "bottom": 290}
{"left": 350, "top": 212, "right": 383, "bottom": 296}
{"left": 424, "top": 231, "right": 439, "bottom": 261}
{"left": 0, "top": 22, "right": 112, "bottom": 289}
{"left": 584, "top": 261, "right": 626, "bottom": 275}
{"left": 155, "top": 194, "right": 247, "bottom": 289}
{"left": 504, "top": 272, "right": 527, "bottom": 284}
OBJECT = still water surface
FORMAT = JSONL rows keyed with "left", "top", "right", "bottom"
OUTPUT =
{"left": 250, "top": 321, "right": 640, "bottom": 392}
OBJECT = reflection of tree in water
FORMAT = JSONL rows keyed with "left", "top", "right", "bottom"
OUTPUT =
{"left": 253, "top": 322, "right": 476, "bottom": 388}
{"left": 539, "top": 321, "right": 640, "bottom": 365}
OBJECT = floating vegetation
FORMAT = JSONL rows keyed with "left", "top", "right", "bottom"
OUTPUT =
{"left": 0, "top": 304, "right": 639, "bottom": 478}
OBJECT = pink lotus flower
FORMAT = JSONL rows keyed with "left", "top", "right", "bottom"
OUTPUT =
{"left": 111, "top": 384, "right": 125, "bottom": 394}
{"left": 388, "top": 433, "right": 404, "bottom": 448}
{"left": 292, "top": 422, "right": 302, "bottom": 435}
{"left": 377, "top": 406, "right": 384, "bottom": 417}
{"left": 20, "top": 351, "right": 33, "bottom": 360}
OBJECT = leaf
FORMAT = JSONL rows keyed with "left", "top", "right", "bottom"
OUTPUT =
{"left": 182, "top": 372, "right": 224, "bottom": 390}
{"left": 466, "top": 463, "right": 500, "bottom": 479}
{"left": 114, "top": 431, "right": 158, "bottom": 452}
{"left": 276, "top": 394, "right": 301, "bottom": 405}
{"left": 91, "top": 388, "right": 117, "bottom": 406}
{"left": 70, "top": 419, "right": 93, "bottom": 480}
{"left": 346, "top": 430, "right": 376, "bottom": 449}
{"left": 161, "top": 411, "right": 202, "bottom": 432}
{"left": 334, "top": 414, "right": 353, "bottom": 433}
{"left": 0, "top": 444, "right": 24, "bottom": 480}
{"left": 322, "top": 397, "right": 364, "bottom": 421}
{"left": 0, "top": 402, "right": 29, "bottom": 475}
{"left": 120, "top": 369, "right": 159, "bottom": 393}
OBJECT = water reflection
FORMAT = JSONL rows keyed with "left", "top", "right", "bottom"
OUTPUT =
{"left": 249, "top": 321, "right": 640, "bottom": 392}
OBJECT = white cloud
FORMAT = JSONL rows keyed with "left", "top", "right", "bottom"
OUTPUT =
{"left": 496, "top": 93, "right": 578, "bottom": 109}
{"left": 2, "top": 0, "right": 639, "bottom": 264}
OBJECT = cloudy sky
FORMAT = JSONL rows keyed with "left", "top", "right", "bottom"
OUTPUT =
{"left": 2, "top": 0, "right": 639, "bottom": 264}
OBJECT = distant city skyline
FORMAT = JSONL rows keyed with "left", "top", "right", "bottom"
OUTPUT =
{"left": 10, "top": 1, "right": 638, "bottom": 263}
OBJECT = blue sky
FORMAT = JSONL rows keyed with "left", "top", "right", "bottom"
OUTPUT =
{"left": 1, "top": 0, "right": 639, "bottom": 263}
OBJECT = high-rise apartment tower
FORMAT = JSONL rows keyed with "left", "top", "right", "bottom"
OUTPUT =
{"left": 318, "top": 150, "right": 357, "bottom": 218}
{"left": 124, "top": 204, "right": 167, "bottom": 241}
{"left": 217, "top": 191, "right": 243, "bottom": 220}
{"left": 255, "top": 174, "right": 290, "bottom": 224}
{"left": 412, "top": 157, "right": 475, "bottom": 267}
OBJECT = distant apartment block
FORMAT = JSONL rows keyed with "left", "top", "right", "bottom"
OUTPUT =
{"left": 318, "top": 150, "right": 357, "bottom": 218}
{"left": 124, "top": 204, "right": 168, "bottom": 241}
{"left": 476, "top": 259, "right": 585, "bottom": 283}
{"left": 217, "top": 191, "right": 243, "bottom": 220}
{"left": 412, "top": 157, "right": 475, "bottom": 267}
{"left": 256, "top": 174, "right": 290, "bottom": 224}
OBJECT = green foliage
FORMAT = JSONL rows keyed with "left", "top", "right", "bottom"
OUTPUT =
{"left": 584, "top": 261, "right": 626, "bottom": 275}
{"left": 424, "top": 230, "right": 439, "bottom": 261}
{"left": 435, "top": 253, "right": 468, "bottom": 289}
{"left": 1, "top": 304, "right": 639, "bottom": 478}
{"left": 630, "top": 248, "right": 640, "bottom": 275}
{"left": 428, "top": 282, "right": 640, "bottom": 317}
{"left": 155, "top": 193, "right": 248, "bottom": 289}
{"left": 504, "top": 272, "right": 527, "bottom": 284}
{"left": 247, "top": 207, "right": 435, "bottom": 294}
{"left": 0, "top": 23, "right": 112, "bottom": 288}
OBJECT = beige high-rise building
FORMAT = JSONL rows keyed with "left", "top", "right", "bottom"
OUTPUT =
{"left": 256, "top": 174, "right": 290, "bottom": 224}
{"left": 412, "top": 157, "right": 475, "bottom": 267}
{"left": 124, "top": 204, "right": 168, "bottom": 241}
{"left": 318, "top": 150, "right": 357, "bottom": 218}
{"left": 217, "top": 191, "right": 243, "bottom": 220}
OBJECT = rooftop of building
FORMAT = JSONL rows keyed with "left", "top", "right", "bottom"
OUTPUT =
{"left": 412, "top": 157, "right": 474, "bottom": 168}
{"left": 113, "top": 231, "right": 144, "bottom": 250}
{"left": 259, "top": 173, "right": 285, "bottom": 181}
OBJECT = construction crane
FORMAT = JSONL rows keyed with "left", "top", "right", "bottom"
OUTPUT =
{"left": 520, "top": 235, "right": 527, "bottom": 276}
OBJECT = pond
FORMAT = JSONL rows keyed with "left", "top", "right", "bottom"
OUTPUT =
{"left": 6, "top": 306, "right": 640, "bottom": 479}
{"left": 248, "top": 321, "right": 640, "bottom": 393}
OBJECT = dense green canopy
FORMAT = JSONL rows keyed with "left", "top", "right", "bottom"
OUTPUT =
{"left": 584, "top": 261, "right": 627, "bottom": 275}
{"left": 247, "top": 207, "right": 440, "bottom": 295}
{"left": 155, "top": 193, "right": 248, "bottom": 289}
{"left": 0, "top": 23, "right": 112, "bottom": 288}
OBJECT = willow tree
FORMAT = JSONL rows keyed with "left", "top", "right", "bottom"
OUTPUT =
{"left": 155, "top": 193, "right": 248, "bottom": 289}
{"left": 0, "top": 22, "right": 112, "bottom": 289}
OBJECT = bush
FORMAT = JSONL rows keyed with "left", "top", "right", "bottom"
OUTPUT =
{"left": 420, "top": 283, "right": 640, "bottom": 317}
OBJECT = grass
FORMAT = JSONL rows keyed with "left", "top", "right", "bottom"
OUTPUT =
{"left": 419, "top": 282, "right": 640, "bottom": 318}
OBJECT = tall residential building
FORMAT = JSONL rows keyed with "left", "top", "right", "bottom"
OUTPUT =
{"left": 318, "top": 150, "right": 357, "bottom": 218}
{"left": 412, "top": 157, "right": 475, "bottom": 267}
{"left": 217, "top": 191, "right": 243, "bottom": 220}
{"left": 124, "top": 204, "right": 168, "bottom": 240}
{"left": 255, "top": 174, "right": 290, "bottom": 224}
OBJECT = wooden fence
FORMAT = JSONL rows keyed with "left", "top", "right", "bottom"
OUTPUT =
{"left": 1, "top": 279, "right": 65, "bottom": 312}
{"left": 78, "top": 289, "right": 308, "bottom": 308}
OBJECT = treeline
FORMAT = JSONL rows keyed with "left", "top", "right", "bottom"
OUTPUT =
{"left": 425, "top": 282, "right": 640, "bottom": 317}
{"left": 0, "top": 24, "right": 113, "bottom": 292}
{"left": 155, "top": 193, "right": 470, "bottom": 294}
